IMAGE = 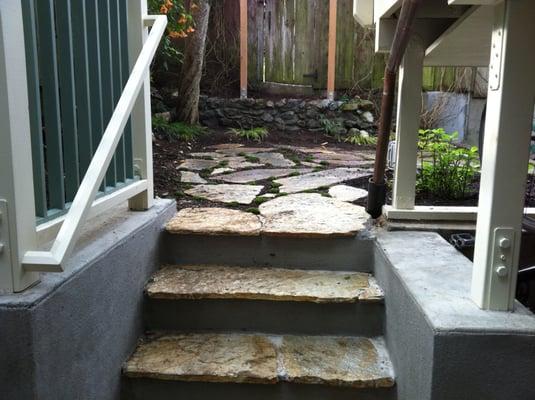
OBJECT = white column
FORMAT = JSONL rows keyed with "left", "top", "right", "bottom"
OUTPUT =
{"left": 392, "top": 39, "right": 424, "bottom": 210}
{"left": 128, "top": 0, "right": 154, "bottom": 211}
{"left": 0, "top": 2, "right": 39, "bottom": 292}
{"left": 472, "top": 0, "right": 535, "bottom": 311}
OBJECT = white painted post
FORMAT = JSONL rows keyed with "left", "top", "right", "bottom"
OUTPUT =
{"left": 0, "top": 2, "right": 40, "bottom": 292}
{"left": 128, "top": 0, "right": 154, "bottom": 211}
{"left": 392, "top": 39, "right": 424, "bottom": 210}
{"left": 471, "top": 0, "right": 535, "bottom": 311}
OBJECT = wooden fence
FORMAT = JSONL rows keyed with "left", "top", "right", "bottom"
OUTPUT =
{"left": 206, "top": 0, "right": 487, "bottom": 94}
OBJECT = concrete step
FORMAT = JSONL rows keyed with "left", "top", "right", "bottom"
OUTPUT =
{"left": 123, "top": 333, "right": 396, "bottom": 400}
{"left": 145, "top": 265, "right": 384, "bottom": 336}
{"left": 162, "top": 208, "right": 375, "bottom": 271}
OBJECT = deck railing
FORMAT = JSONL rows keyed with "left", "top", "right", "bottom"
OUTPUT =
{"left": 0, "top": 0, "right": 165, "bottom": 292}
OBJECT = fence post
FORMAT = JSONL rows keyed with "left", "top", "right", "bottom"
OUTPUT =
{"left": 327, "top": 0, "right": 337, "bottom": 101}
{"left": 392, "top": 39, "right": 424, "bottom": 210}
{"left": 128, "top": 0, "right": 154, "bottom": 211}
{"left": 471, "top": 0, "right": 535, "bottom": 311}
{"left": 0, "top": 1, "right": 40, "bottom": 292}
{"left": 240, "top": 0, "right": 248, "bottom": 99}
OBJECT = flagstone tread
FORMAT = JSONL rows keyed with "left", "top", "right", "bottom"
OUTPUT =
{"left": 123, "top": 333, "right": 394, "bottom": 388}
{"left": 166, "top": 208, "right": 262, "bottom": 236}
{"left": 166, "top": 194, "right": 370, "bottom": 237}
{"left": 259, "top": 194, "right": 369, "bottom": 237}
{"left": 123, "top": 334, "right": 277, "bottom": 384}
{"left": 146, "top": 265, "right": 383, "bottom": 303}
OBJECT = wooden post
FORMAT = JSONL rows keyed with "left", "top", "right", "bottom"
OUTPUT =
{"left": 240, "top": 0, "right": 247, "bottom": 99}
{"left": 327, "top": 0, "right": 337, "bottom": 101}
{"left": 0, "top": 1, "right": 40, "bottom": 292}
{"left": 392, "top": 39, "right": 424, "bottom": 210}
{"left": 472, "top": 0, "right": 535, "bottom": 311}
{"left": 128, "top": 0, "right": 154, "bottom": 211}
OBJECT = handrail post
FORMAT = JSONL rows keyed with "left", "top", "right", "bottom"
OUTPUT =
{"left": 0, "top": 1, "right": 40, "bottom": 292}
{"left": 128, "top": 0, "right": 154, "bottom": 211}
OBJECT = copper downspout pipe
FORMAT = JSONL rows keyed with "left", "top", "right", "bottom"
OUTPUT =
{"left": 366, "top": 0, "right": 423, "bottom": 218}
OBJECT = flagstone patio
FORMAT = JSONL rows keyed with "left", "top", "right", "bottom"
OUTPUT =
{"left": 169, "top": 143, "right": 376, "bottom": 234}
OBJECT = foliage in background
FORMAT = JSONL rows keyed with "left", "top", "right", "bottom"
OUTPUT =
{"left": 152, "top": 115, "right": 207, "bottom": 141}
{"left": 148, "top": 0, "right": 195, "bottom": 69}
{"left": 416, "top": 128, "right": 479, "bottom": 199}
{"left": 345, "top": 132, "right": 377, "bottom": 146}
{"left": 320, "top": 118, "right": 344, "bottom": 140}
{"left": 229, "top": 127, "right": 269, "bottom": 143}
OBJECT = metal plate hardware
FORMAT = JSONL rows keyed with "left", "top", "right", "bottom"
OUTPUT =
{"left": 489, "top": 227, "right": 515, "bottom": 309}
{"left": 489, "top": 3, "right": 505, "bottom": 91}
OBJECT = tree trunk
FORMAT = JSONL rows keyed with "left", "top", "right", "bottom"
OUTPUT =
{"left": 175, "top": 0, "right": 211, "bottom": 124}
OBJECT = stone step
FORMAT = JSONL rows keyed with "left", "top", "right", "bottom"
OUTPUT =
{"left": 147, "top": 265, "right": 383, "bottom": 303}
{"left": 123, "top": 333, "right": 395, "bottom": 392}
{"left": 166, "top": 200, "right": 369, "bottom": 238}
{"left": 162, "top": 207, "right": 375, "bottom": 272}
{"left": 144, "top": 265, "right": 384, "bottom": 336}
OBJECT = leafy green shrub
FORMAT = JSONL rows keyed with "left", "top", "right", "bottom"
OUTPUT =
{"left": 320, "top": 118, "right": 344, "bottom": 139}
{"left": 230, "top": 127, "right": 269, "bottom": 142}
{"left": 152, "top": 116, "right": 207, "bottom": 141}
{"left": 345, "top": 132, "right": 377, "bottom": 146}
{"left": 416, "top": 128, "right": 479, "bottom": 199}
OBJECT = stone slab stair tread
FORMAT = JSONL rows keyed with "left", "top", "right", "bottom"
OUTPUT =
{"left": 146, "top": 265, "right": 384, "bottom": 303}
{"left": 123, "top": 333, "right": 395, "bottom": 389}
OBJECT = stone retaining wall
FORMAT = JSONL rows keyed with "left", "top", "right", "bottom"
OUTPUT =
{"left": 197, "top": 96, "right": 376, "bottom": 135}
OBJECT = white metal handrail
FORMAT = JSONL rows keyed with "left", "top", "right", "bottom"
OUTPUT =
{"left": 21, "top": 15, "right": 167, "bottom": 272}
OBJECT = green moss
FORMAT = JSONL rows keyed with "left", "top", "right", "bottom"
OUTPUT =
{"left": 246, "top": 207, "right": 260, "bottom": 215}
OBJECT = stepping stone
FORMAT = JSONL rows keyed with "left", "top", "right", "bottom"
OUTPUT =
{"left": 311, "top": 152, "right": 365, "bottom": 162}
{"left": 212, "top": 168, "right": 313, "bottom": 184}
{"left": 166, "top": 208, "right": 262, "bottom": 236}
{"left": 224, "top": 156, "right": 265, "bottom": 170}
{"left": 216, "top": 147, "right": 275, "bottom": 155}
{"left": 259, "top": 193, "right": 369, "bottom": 237}
{"left": 317, "top": 159, "right": 374, "bottom": 168}
{"left": 301, "top": 161, "right": 321, "bottom": 167}
{"left": 280, "top": 336, "right": 394, "bottom": 388}
{"left": 185, "top": 184, "right": 263, "bottom": 205}
{"left": 180, "top": 171, "right": 207, "bottom": 184}
{"left": 147, "top": 265, "right": 383, "bottom": 303}
{"left": 178, "top": 159, "right": 220, "bottom": 171}
{"left": 275, "top": 168, "right": 371, "bottom": 194}
{"left": 123, "top": 333, "right": 278, "bottom": 384}
{"left": 328, "top": 185, "right": 368, "bottom": 202}
{"left": 254, "top": 152, "right": 296, "bottom": 168}
{"left": 208, "top": 143, "right": 244, "bottom": 150}
{"left": 210, "top": 167, "right": 235, "bottom": 175}
{"left": 189, "top": 152, "right": 226, "bottom": 159}
{"left": 124, "top": 333, "right": 394, "bottom": 388}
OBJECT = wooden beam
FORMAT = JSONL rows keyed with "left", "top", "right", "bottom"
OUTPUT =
{"left": 327, "top": 0, "right": 337, "bottom": 100}
{"left": 240, "top": 0, "right": 247, "bottom": 99}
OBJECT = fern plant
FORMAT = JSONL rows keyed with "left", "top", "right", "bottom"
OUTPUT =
{"left": 230, "top": 127, "right": 269, "bottom": 142}
{"left": 345, "top": 132, "right": 377, "bottom": 146}
{"left": 152, "top": 116, "right": 207, "bottom": 141}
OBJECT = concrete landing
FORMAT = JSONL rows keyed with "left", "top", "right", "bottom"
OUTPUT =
{"left": 146, "top": 265, "right": 383, "bottom": 303}
{"left": 123, "top": 333, "right": 394, "bottom": 388}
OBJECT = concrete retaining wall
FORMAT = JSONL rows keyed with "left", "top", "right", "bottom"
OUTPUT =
{"left": 0, "top": 199, "right": 176, "bottom": 400}
{"left": 374, "top": 231, "right": 535, "bottom": 400}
